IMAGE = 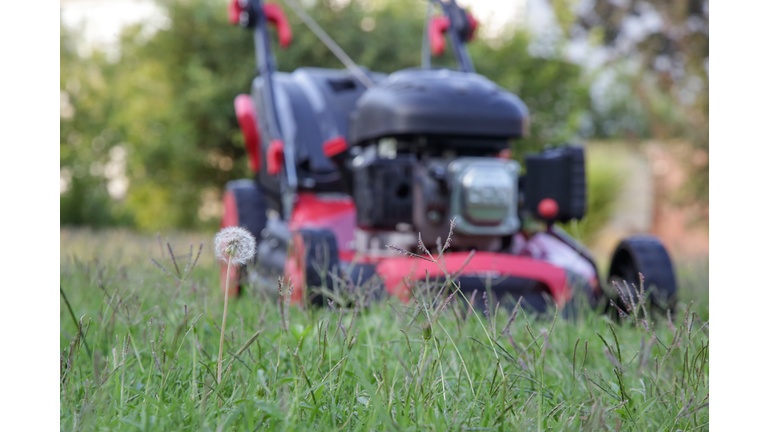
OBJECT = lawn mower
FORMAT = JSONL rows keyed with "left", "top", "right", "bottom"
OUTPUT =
{"left": 220, "top": 0, "right": 678, "bottom": 313}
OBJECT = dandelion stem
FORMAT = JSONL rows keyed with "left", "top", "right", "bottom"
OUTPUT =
{"left": 217, "top": 254, "right": 233, "bottom": 385}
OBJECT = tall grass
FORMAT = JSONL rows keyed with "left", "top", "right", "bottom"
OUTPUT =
{"left": 60, "top": 229, "right": 708, "bottom": 431}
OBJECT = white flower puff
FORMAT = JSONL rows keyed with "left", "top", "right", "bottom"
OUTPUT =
{"left": 213, "top": 226, "right": 257, "bottom": 265}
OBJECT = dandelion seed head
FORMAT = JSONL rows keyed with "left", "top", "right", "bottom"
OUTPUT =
{"left": 214, "top": 226, "right": 256, "bottom": 265}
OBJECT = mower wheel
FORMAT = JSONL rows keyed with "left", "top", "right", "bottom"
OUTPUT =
{"left": 286, "top": 228, "right": 340, "bottom": 306}
{"left": 608, "top": 235, "right": 677, "bottom": 313}
{"left": 220, "top": 179, "right": 268, "bottom": 296}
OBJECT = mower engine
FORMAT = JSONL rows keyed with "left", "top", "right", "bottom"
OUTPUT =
{"left": 351, "top": 151, "right": 520, "bottom": 251}
{"left": 345, "top": 69, "right": 527, "bottom": 253}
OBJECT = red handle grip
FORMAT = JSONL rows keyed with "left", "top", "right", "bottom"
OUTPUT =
{"left": 466, "top": 13, "right": 478, "bottom": 41}
{"left": 227, "top": 1, "right": 292, "bottom": 49}
{"left": 228, "top": 0, "right": 243, "bottom": 25}
{"left": 429, "top": 16, "right": 450, "bottom": 56}
{"left": 263, "top": 3, "right": 292, "bottom": 48}
{"left": 428, "top": 13, "right": 478, "bottom": 56}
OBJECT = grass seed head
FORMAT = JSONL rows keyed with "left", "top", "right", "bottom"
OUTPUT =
{"left": 422, "top": 321, "right": 432, "bottom": 341}
{"left": 255, "top": 385, "right": 267, "bottom": 398}
{"left": 214, "top": 226, "right": 256, "bottom": 265}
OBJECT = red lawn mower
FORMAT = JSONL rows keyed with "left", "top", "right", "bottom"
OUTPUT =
{"left": 220, "top": 0, "right": 677, "bottom": 313}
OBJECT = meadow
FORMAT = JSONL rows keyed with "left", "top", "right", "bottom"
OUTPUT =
{"left": 60, "top": 229, "right": 709, "bottom": 431}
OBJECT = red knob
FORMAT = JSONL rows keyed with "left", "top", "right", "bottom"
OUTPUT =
{"left": 538, "top": 198, "right": 559, "bottom": 219}
{"left": 322, "top": 136, "right": 348, "bottom": 158}
{"left": 267, "top": 140, "right": 284, "bottom": 175}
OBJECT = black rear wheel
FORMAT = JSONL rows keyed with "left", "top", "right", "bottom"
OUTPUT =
{"left": 220, "top": 179, "right": 268, "bottom": 295}
{"left": 285, "top": 228, "right": 340, "bottom": 306}
{"left": 608, "top": 235, "right": 677, "bottom": 314}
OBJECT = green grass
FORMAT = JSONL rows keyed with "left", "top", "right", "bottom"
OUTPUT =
{"left": 60, "top": 229, "right": 709, "bottom": 431}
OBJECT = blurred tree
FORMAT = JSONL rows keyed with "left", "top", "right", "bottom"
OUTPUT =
{"left": 61, "top": 0, "right": 591, "bottom": 231}
{"left": 470, "top": 31, "right": 589, "bottom": 157}
{"left": 550, "top": 0, "right": 708, "bottom": 203}
{"left": 60, "top": 26, "right": 134, "bottom": 227}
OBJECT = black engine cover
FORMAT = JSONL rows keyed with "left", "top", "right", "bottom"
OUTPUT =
{"left": 348, "top": 69, "right": 529, "bottom": 145}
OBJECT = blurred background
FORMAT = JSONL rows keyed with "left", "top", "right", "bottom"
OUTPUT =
{"left": 60, "top": 0, "right": 708, "bottom": 278}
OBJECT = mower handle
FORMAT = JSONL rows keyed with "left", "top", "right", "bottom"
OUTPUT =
{"left": 228, "top": 0, "right": 292, "bottom": 48}
{"left": 230, "top": 0, "right": 299, "bottom": 218}
{"left": 428, "top": 12, "right": 477, "bottom": 57}
{"left": 423, "top": 0, "right": 476, "bottom": 73}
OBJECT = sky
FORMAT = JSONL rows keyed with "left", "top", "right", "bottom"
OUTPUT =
{"left": 61, "top": 0, "right": 169, "bottom": 55}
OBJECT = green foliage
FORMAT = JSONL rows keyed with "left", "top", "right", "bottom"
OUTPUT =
{"left": 61, "top": 0, "right": 592, "bottom": 231}
{"left": 60, "top": 230, "right": 709, "bottom": 430}
{"left": 471, "top": 32, "right": 589, "bottom": 156}
{"left": 561, "top": 0, "right": 709, "bottom": 203}
{"left": 61, "top": 28, "right": 134, "bottom": 227}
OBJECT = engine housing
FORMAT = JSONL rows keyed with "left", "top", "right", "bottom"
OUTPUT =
{"left": 412, "top": 157, "right": 520, "bottom": 249}
{"left": 449, "top": 158, "right": 520, "bottom": 235}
